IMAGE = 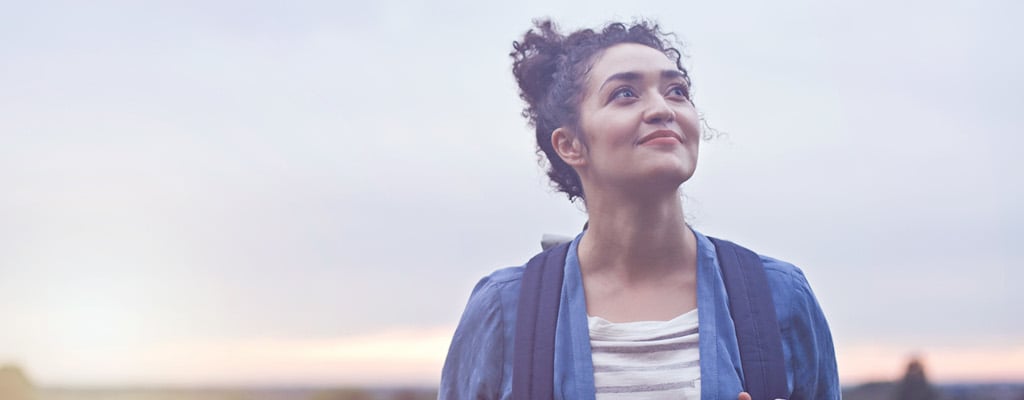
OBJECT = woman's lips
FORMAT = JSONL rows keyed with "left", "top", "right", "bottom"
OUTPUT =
{"left": 638, "top": 130, "right": 683, "bottom": 145}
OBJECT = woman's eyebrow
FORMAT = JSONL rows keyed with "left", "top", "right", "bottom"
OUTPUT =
{"left": 598, "top": 70, "right": 686, "bottom": 92}
{"left": 661, "top": 70, "right": 686, "bottom": 81}
{"left": 598, "top": 71, "right": 643, "bottom": 92}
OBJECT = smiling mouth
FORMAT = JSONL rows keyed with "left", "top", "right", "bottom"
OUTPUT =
{"left": 638, "top": 130, "right": 683, "bottom": 145}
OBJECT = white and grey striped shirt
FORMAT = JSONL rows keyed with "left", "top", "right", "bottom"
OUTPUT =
{"left": 588, "top": 309, "right": 700, "bottom": 399}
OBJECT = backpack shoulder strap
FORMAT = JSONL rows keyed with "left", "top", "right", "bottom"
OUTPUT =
{"left": 709, "top": 237, "right": 789, "bottom": 400}
{"left": 511, "top": 241, "right": 570, "bottom": 400}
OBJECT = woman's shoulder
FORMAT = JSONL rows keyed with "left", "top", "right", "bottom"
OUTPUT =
{"left": 697, "top": 230, "right": 824, "bottom": 320}
{"left": 696, "top": 231, "right": 814, "bottom": 292}
{"left": 457, "top": 265, "right": 527, "bottom": 322}
{"left": 481, "top": 265, "right": 526, "bottom": 286}
{"left": 467, "top": 265, "right": 526, "bottom": 303}
{"left": 758, "top": 254, "right": 814, "bottom": 292}
{"left": 752, "top": 253, "right": 831, "bottom": 339}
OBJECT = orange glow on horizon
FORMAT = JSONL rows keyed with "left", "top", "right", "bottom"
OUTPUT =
{"left": 11, "top": 327, "right": 1024, "bottom": 387}
{"left": 22, "top": 326, "right": 456, "bottom": 387}
{"left": 838, "top": 343, "right": 1024, "bottom": 385}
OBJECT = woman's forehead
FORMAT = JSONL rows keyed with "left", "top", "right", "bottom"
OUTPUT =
{"left": 586, "top": 43, "right": 677, "bottom": 86}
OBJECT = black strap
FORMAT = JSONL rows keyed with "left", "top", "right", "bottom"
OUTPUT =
{"left": 710, "top": 237, "right": 789, "bottom": 400}
{"left": 511, "top": 242, "right": 570, "bottom": 400}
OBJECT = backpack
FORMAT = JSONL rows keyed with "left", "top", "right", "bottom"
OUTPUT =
{"left": 511, "top": 236, "right": 788, "bottom": 400}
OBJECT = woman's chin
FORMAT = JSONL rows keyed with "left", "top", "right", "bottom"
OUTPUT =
{"left": 647, "top": 162, "right": 697, "bottom": 186}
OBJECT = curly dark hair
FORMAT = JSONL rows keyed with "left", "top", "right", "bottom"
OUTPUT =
{"left": 511, "top": 19, "right": 691, "bottom": 202}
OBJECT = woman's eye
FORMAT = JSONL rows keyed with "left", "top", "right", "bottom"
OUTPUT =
{"left": 668, "top": 85, "right": 689, "bottom": 99}
{"left": 611, "top": 88, "right": 637, "bottom": 100}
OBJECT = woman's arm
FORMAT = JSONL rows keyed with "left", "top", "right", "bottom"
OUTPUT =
{"left": 764, "top": 259, "right": 841, "bottom": 400}
{"left": 439, "top": 276, "right": 511, "bottom": 400}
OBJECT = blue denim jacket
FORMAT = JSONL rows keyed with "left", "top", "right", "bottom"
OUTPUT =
{"left": 440, "top": 230, "right": 840, "bottom": 399}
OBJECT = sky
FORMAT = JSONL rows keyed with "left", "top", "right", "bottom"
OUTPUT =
{"left": 1, "top": 0, "right": 1022, "bottom": 388}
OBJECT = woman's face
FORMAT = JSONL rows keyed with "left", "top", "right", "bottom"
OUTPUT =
{"left": 569, "top": 43, "right": 701, "bottom": 197}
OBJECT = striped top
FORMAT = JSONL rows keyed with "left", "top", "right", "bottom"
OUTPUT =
{"left": 588, "top": 309, "right": 701, "bottom": 399}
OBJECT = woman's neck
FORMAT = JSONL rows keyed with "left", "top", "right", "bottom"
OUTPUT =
{"left": 577, "top": 189, "right": 697, "bottom": 281}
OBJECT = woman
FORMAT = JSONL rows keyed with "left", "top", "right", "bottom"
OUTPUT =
{"left": 440, "top": 19, "right": 839, "bottom": 400}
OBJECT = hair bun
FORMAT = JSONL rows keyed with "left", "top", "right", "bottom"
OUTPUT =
{"left": 511, "top": 20, "right": 565, "bottom": 115}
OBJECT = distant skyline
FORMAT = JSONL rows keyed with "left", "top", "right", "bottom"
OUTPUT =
{"left": 1, "top": 0, "right": 1022, "bottom": 387}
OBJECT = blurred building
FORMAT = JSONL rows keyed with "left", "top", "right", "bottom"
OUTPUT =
{"left": 892, "top": 356, "right": 937, "bottom": 400}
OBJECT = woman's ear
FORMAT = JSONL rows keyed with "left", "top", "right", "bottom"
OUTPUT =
{"left": 552, "top": 127, "right": 586, "bottom": 168}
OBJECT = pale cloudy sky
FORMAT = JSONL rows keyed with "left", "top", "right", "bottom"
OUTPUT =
{"left": 1, "top": 0, "right": 1021, "bottom": 387}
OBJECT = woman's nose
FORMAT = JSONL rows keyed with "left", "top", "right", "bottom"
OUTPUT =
{"left": 643, "top": 96, "right": 676, "bottom": 124}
